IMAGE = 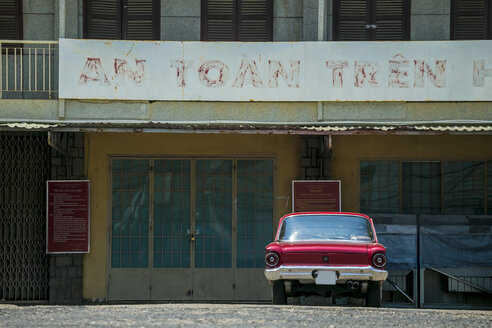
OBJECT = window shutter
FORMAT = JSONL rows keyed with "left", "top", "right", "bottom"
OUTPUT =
{"left": 202, "top": 0, "right": 237, "bottom": 41}
{"left": 334, "top": 0, "right": 409, "bottom": 41}
{"left": 452, "top": 0, "right": 490, "bottom": 40}
{"left": 374, "top": 0, "right": 410, "bottom": 40}
{"left": 334, "top": 0, "right": 369, "bottom": 41}
{"left": 123, "top": 0, "right": 159, "bottom": 40}
{"left": 238, "top": 0, "right": 273, "bottom": 41}
{"left": 0, "top": 0, "right": 22, "bottom": 40}
{"left": 85, "top": 0, "right": 122, "bottom": 39}
{"left": 202, "top": 0, "right": 272, "bottom": 41}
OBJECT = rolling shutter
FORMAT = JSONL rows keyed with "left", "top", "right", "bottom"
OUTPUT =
{"left": 334, "top": 0, "right": 410, "bottom": 41}
{"left": 0, "top": 0, "right": 22, "bottom": 40}
{"left": 85, "top": 0, "right": 159, "bottom": 40}
{"left": 452, "top": 0, "right": 491, "bottom": 40}
{"left": 201, "top": 0, "right": 272, "bottom": 41}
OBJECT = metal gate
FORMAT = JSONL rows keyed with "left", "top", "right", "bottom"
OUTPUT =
{"left": 0, "top": 133, "right": 50, "bottom": 301}
{"left": 108, "top": 157, "right": 274, "bottom": 300}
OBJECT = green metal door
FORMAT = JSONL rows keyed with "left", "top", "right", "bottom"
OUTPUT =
{"left": 108, "top": 159, "right": 151, "bottom": 300}
{"left": 192, "top": 159, "right": 234, "bottom": 299}
{"left": 108, "top": 157, "right": 274, "bottom": 301}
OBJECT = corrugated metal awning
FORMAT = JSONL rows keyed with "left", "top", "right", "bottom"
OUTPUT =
{"left": 1, "top": 121, "right": 492, "bottom": 135}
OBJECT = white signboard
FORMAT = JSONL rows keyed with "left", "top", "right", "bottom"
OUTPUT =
{"left": 59, "top": 38, "right": 492, "bottom": 102}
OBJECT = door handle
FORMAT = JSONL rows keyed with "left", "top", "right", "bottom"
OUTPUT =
{"left": 187, "top": 229, "right": 197, "bottom": 241}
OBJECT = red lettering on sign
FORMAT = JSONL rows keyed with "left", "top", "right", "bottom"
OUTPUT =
{"left": 78, "top": 58, "right": 110, "bottom": 85}
{"left": 198, "top": 60, "right": 229, "bottom": 88}
{"left": 473, "top": 60, "right": 492, "bottom": 87}
{"left": 114, "top": 58, "right": 146, "bottom": 85}
{"left": 171, "top": 60, "right": 191, "bottom": 87}
{"left": 233, "top": 58, "right": 264, "bottom": 88}
{"left": 414, "top": 60, "right": 446, "bottom": 88}
{"left": 354, "top": 61, "right": 380, "bottom": 87}
{"left": 268, "top": 60, "right": 300, "bottom": 88}
{"left": 388, "top": 54, "right": 409, "bottom": 88}
{"left": 326, "top": 61, "right": 349, "bottom": 88}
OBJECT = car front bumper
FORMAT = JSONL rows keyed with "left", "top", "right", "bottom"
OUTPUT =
{"left": 264, "top": 265, "right": 388, "bottom": 283}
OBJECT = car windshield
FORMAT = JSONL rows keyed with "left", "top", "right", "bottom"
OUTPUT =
{"left": 278, "top": 214, "right": 375, "bottom": 242}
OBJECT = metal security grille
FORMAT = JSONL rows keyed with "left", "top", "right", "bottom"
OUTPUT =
{"left": 0, "top": 133, "right": 50, "bottom": 301}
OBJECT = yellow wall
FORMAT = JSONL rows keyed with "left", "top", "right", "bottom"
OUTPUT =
{"left": 83, "top": 132, "right": 300, "bottom": 299}
{"left": 331, "top": 135, "right": 492, "bottom": 212}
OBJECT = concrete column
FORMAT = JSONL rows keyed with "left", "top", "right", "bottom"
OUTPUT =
{"left": 59, "top": 0, "right": 66, "bottom": 38}
{"left": 49, "top": 132, "right": 85, "bottom": 304}
{"left": 411, "top": 0, "right": 450, "bottom": 41}
{"left": 303, "top": 0, "right": 331, "bottom": 41}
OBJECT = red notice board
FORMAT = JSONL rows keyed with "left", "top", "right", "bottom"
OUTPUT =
{"left": 47, "top": 180, "right": 90, "bottom": 254}
{"left": 292, "top": 180, "right": 341, "bottom": 212}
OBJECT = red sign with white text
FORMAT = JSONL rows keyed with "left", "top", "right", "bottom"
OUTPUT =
{"left": 47, "top": 181, "right": 90, "bottom": 253}
{"left": 292, "top": 180, "right": 341, "bottom": 212}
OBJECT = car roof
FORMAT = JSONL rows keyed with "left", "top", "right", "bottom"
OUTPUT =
{"left": 281, "top": 212, "right": 372, "bottom": 221}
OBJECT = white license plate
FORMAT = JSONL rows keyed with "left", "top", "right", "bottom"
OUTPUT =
{"left": 315, "top": 271, "right": 337, "bottom": 285}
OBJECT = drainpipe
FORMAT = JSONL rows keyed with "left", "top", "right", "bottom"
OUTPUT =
{"left": 317, "top": 0, "right": 327, "bottom": 122}
{"left": 58, "top": 0, "right": 66, "bottom": 118}
{"left": 318, "top": 1, "right": 327, "bottom": 178}
{"left": 318, "top": 0, "right": 326, "bottom": 41}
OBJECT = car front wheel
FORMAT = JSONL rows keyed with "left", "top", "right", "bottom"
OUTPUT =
{"left": 272, "top": 280, "right": 287, "bottom": 305}
{"left": 366, "top": 282, "right": 382, "bottom": 307}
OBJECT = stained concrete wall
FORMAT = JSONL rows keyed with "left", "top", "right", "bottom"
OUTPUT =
{"left": 411, "top": 0, "right": 451, "bottom": 41}
{"left": 1, "top": 100, "right": 491, "bottom": 125}
{"left": 303, "top": 0, "right": 331, "bottom": 41}
{"left": 161, "top": 0, "right": 201, "bottom": 41}
{"left": 274, "top": 0, "right": 303, "bottom": 41}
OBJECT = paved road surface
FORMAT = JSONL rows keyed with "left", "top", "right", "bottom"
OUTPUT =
{"left": 1, "top": 303, "right": 491, "bottom": 327}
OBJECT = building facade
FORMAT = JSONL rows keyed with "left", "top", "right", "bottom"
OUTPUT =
{"left": 1, "top": 0, "right": 491, "bottom": 307}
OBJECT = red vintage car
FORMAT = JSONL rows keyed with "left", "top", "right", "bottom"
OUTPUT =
{"left": 264, "top": 212, "right": 388, "bottom": 307}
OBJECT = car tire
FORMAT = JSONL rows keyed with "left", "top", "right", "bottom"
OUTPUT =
{"left": 272, "top": 280, "right": 287, "bottom": 305}
{"left": 366, "top": 282, "right": 382, "bottom": 307}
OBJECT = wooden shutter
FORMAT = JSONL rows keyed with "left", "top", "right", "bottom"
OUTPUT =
{"left": 123, "top": 0, "right": 159, "bottom": 40}
{"left": 85, "top": 0, "right": 122, "bottom": 39}
{"left": 85, "top": 0, "right": 159, "bottom": 40}
{"left": 238, "top": 0, "right": 273, "bottom": 41}
{"left": 374, "top": 0, "right": 410, "bottom": 40}
{"left": 451, "top": 0, "right": 491, "bottom": 40}
{"left": 0, "top": 0, "right": 22, "bottom": 40}
{"left": 334, "top": 0, "right": 369, "bottom": 41}
{"left": 202, "top": 0, "right": 237, "bottom": 41}
{"left": 201, "top": 0, "right": 272, "bottom": 41}
{"left": 334, "top": 0, "right": 409, "bottom": 41}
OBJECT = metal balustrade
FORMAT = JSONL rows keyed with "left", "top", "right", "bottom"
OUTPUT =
{"left": 0, "top": 41, "right": 58, "bottom": 99}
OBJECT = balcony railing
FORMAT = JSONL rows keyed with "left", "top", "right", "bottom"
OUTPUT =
{"left": 0, "top": 41, "right": 58, "bottom": 100}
